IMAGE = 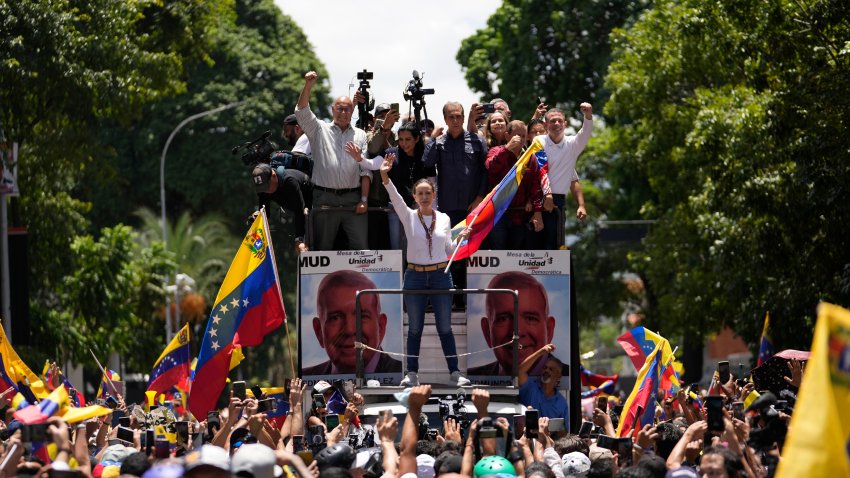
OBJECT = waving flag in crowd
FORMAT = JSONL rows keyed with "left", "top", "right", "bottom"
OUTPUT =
{"left": 147, "top": 324, "right": 191, "bottom": 394}
{"left": 581, "top": 379, "right": 617, "bottom": 399}
{"left": 757, "top": 312, "right": 775, "bottom": 366}
{"left": 449, "top": 137, "right": 544, "bottom": 260}
{"left": 776, "top": 303, "right": 850, "bottom": 477}
{"left": 188, "top": 208, "right": 286, "bottom": 419}
{"left": 617, "top": 341, "right": 662, "bottom": 437}
{"left": 0, "top": 325, "right": 39, "bottom": 401}
{"left": 617, "top": 326, "right": 681, "bottom": 395}
{"left": 96, "top": 368, "right": 121, "bottom": 399}
{"left": 42, "top": 362, "right": 85, "bottom": 407}
{"left": 579, "top": 364, "right": 619, "bottom": 388}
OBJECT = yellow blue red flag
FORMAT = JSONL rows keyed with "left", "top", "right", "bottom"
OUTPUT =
{"left": 147, "top": 324, "right": 191, "bottom": 394}
{"left": 187, "top": 208, "right": 285, "bottom": 418}
{"left": 617, "top": 342, "right": 662, "bottom": 437}
{"left": 450, "top": 137, "right": 543, "bottom": 260}
{"left": 617, "top": 326, "right": 681, "bottom": 395}
{"left": 0, "top": 324, "right": 39, "bottom": 401}
{"left": 776, "top": 303, "right": 850, "bottom": 477}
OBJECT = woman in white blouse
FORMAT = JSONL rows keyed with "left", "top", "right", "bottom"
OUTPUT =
{"left": 378, "top": 155, "right": 471, "bottom": 387}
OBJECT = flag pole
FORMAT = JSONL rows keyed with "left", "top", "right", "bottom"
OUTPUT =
{"left": 444, "top": 214, "right": 478, "bottom": 274}
{"left": 260, "top": 207, "right": 296, "bottom": 377}
{"left": 88, "top": 349, "right": 119, "bottom": 396}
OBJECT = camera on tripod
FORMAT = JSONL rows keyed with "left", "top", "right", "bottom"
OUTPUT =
{"left": 403, "top": 70, "right": 435, "bottom": 125}
{"left": 436, "top": 392, "right": 469, "bottom": 430}
{"left": 355, "top": 69, "right": 375, "bottom": 129}
{"left": 232, "top": 131, "right": 277, "bottom": 167}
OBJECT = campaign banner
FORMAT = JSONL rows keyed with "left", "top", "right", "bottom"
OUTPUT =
{"left": 466, "top": 250, "right": 571, "bottom": 388}
{"left": 299, "top": 250, "right": 403, "bottom": 387}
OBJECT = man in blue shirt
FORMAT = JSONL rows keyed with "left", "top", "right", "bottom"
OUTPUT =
{"left": 423, "top": 102, "right": 488, "bottom": 304}
{"left": 518, "top": 343, "right": 569, "bottom": 429}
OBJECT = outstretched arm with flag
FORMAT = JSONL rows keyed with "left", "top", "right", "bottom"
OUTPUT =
{"left": 188, "top": 208, "right": 286, "bottom": 419}
{"left": 447, "top": 137, "right": 544, "bottom": 263}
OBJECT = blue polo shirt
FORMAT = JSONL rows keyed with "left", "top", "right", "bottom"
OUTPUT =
{"left": 519, "top": 378, "right": 569, "bottom": 429}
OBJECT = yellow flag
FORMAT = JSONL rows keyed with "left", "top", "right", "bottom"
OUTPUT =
{"left": 776, "top": 303, "right": 850, "bottom": 477}
{"left": 60, "top": 405, "right": 112, "bottom": 424}
{"left": 229, "top": 346, "right": 245, "bottom": 370}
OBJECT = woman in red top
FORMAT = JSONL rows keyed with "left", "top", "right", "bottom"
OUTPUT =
{"left": 484, "top": 120, "right": 544, "bottom": 250}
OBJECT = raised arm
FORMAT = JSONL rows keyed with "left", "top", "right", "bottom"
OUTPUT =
{"left": 519, "top": 344, "right": 555, "bottom": 386}
{"left": 400, "top": 385, "right": 431, "bottom": 475}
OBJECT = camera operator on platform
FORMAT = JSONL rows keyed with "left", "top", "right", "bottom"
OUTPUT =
{"left": 295, "top": 71, "right": 370, "bottom": 250}
{"left": 281, "top": 114, "right": 311, "bottom": 156}
{"left": 251, "top": 162, "right": 312, "bottom": 253}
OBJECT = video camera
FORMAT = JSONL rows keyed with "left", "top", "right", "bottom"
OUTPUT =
{"left": 356, "top": 69, "right": 375, "bottom": 130}
{"left": 232, "top": 131, "right": 278, "bottom": 168}
{"left": 436, "top": 392, "right": 470, "bottom": 430}
{"left": 348, "top": 425, "right": 376, "bottom": 450}
{"left": 403, "top": 70, "right": 435, "bottom": 124}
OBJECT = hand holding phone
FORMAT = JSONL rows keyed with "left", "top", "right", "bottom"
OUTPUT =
{"left": 233, "top": 381, "right": 247, "bottom": 401}
{"left": 718, "top": 361, "right": 731, "bottom": 384}
{"left": 597, "top": 396, "right": 608, "bottom": 412}
{"left": 705, "top": 395, "right": 725, "bottom": 433}
{"left": 325, "top": 414, "right": 341, "bottom": 430}
{"left": 524, "top": 409, "right": 539, "bottom": 439}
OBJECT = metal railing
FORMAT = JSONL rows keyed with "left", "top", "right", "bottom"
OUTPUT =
{"left": 303, "top": 205, "right": 566, "bottom": 250}
{"left": 354, "top": 288, "right": 520, "bottom": 388}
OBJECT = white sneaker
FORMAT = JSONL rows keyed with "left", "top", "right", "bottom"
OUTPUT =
{"left": 400, "top": 372, "right": 419, "bottom": 387}
{"left": 451, "top": 371, "right": 471, "bottom": 387}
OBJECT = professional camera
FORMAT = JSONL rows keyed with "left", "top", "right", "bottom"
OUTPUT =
{"left": 403, "top": 70, "right": 435, "bottom": 102}
{"left": 355, "top": 69, "right": 375, "bottom": 130}
{"left": 232, "top": 131, "right": 278, "bottom": 167}
{"left": 436, "top": 392, "right": 470, "bottom": 430}
{"left": 403, "top": 70, "right": 435, "bottom": 124}
{"left": 348, "top": 425, "right": 376, "bottom": 450}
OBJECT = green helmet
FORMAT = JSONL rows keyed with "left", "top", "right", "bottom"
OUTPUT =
{"left": 473, "top": 456, "right": 516, "bottom": 477}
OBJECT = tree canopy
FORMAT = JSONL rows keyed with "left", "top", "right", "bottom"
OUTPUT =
{"left": 458, "top": 0, "right": 850, "bottom": 354}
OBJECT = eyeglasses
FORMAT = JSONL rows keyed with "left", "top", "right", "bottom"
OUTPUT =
{"left": 335, "top": 106, "right": 353, "bottom": 113}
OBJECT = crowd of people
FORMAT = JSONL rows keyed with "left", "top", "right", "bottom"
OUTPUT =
{"left": 253, "top": 71, "right": 593, "bottom": 255}
{"left": 0, "top": 358, "right": 800, "bottom": 478}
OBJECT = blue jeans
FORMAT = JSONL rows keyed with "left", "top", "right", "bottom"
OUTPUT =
{"left": 403, "top": 269, "right": 458, "bottom": 373}
{"left": 387, "top": 207, "right": 403, "bottom": 250}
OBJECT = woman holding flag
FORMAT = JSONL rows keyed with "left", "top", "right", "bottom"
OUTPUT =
{"left": 378, "top": 155, "right": 471, "bottom": 387}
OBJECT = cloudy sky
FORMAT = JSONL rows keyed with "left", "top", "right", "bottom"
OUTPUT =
{"left": 274, "top": 0, "right": 501, "bottom": 126}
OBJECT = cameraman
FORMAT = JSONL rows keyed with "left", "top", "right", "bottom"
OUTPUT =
{"left": 281, "top": 114, "right": 311, "bottom": 155}
{"left": 252, "top": 163, "right": 312, "bottom": 253}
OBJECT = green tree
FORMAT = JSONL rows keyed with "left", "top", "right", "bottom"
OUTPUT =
{"left": 135, "top": 208, "right": 236, "bottom": 301}
{"left": 27, "top": 225, "right": 172, "bottom": 371}
{"left": 88, "top": 0, "right": 331, "bottom": 231}
{"left": 601, "top": 0, "right": 850, "bottom": 350}
{"left": 456, "top": 0, "right": 649, "bottom": 119}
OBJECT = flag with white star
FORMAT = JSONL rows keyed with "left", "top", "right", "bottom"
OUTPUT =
{"left": 188, "top": 208, "right": 286, "bottom": 419}
{"left": 147, "top": 323, "right": 191, "bottom": 394}
{"left": 617, "top": 326, "right": 681, "bottom": 395}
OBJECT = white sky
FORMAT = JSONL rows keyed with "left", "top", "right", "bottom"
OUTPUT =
{"left": 274, "top": 0, "right": 501, "bottom": 126}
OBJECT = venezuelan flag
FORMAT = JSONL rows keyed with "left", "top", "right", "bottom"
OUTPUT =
{"left": 580, "top": 364, "right": 620, "bottom": 388}
{"left": 14, "top": 386, "right": 69, "bottom": 424}
{"left": 450, "top": 137, "right": 544, "bottom": 260}
{"left": 147, "top": 324, "right": 191, "bottom": 394}
{"left": 96, "top": 369, "right": 121, "bottom": 398}
{"left": 757, "top": 312, "right": 775, "bottom": 366}
{"left": 0, "top": 325, "right": 39, "bottom": 399}
{"left": 617, "top": 326, "right": 681, "bottom": 395}
{"left": 776, "top": 303, "right": 850, "bottom": 477}
{"left": 580, "top": 379, "right": 617, "bottom": 399}
{"left": 617, "top": 343, "right": 662, "bottom": 437}
{"left": 187, "top": 208, "right": 286, "bottom": 419}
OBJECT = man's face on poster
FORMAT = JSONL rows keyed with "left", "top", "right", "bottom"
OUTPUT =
{"left": 313, "top": 285, "right": 386, "bottom": 372}
{"left": 482, "top": 284, "right": 556, "bottom": 373}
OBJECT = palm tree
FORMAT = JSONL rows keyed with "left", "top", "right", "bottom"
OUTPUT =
{"left": 134, "top": 207, "right": 237, "bottom": 307}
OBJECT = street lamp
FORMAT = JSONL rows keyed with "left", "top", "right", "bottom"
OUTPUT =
{"left": 160, "top": 101, "right": 245, "bottom": 342}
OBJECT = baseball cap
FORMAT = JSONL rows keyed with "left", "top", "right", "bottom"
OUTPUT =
{"left": 665, "top": 467, "right": 698, "bottom": 478}
{"left": 417, "top": 454, "right": 436, "bottom": 478}
{"left": 313, "top": 381, "right": 333, "bottom": 394}
{"left": 561, "top": 452, "right": 590, "bottom": 477}
{"left": 101, "top": 444, "right": 136, "bottom": 464}
{"left": 183, "top": 444, "right": 230, "bottom": 473}
{"left": 374, "top": 103, "right": 391, "bottom": 116}
{"left": 252, "top": 163, "right": 273, "bottom": 193}
{"left": 315, "top": 443, "right": 356, "bottom": 470}
{"left": 142, "top": 464, "right": 184, "bottom": 478}
{"left": 283, "top": 114, "right": 298, "bottom": 126}
{"left": 588, "top": 445, "right": 613, "bottom": 462}
{"left": 232, "top": 444, "right": 283, "bottom": 478}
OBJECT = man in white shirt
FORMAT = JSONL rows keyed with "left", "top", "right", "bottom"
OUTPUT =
{"left": 540, "top": 103, "right": 593, "bottom": 249}
{"left": 295, "top": 71, "right": 370, "bottom": 250}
